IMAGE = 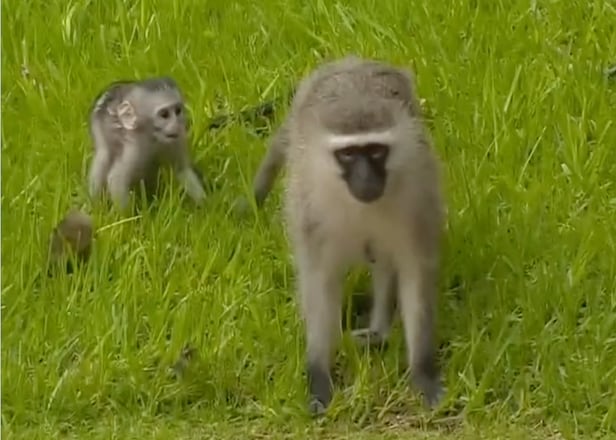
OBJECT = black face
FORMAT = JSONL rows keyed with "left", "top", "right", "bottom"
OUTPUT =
{"left": 333, "top": 142, "right": 390, "bottom": 203}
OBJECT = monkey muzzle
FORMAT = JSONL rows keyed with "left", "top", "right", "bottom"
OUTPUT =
{"left": 346, "top": 158, "right": 386, "bottom": 203}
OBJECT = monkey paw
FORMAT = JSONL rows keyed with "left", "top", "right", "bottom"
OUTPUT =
{"left": 351, "top": 328, "right": 387, "bottom": 348}
{"left": 413, "top": 373, "right": 445, "bottom": 409}
{"left": 308, "top": 398, "right": 328, "bottom": 417}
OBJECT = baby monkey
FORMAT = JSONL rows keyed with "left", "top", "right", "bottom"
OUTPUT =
{"left": 47, "top": 208, "right": 93, "bottom": 275}
{"left": 257, "top": 56, "right": 446, "bottom": 415}
{"left": 88, "top": 77, "right": 206, "bottom": 210}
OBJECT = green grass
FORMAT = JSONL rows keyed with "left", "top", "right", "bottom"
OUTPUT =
{"left": 2, "top": 0, "right": 616, "bottom": 438}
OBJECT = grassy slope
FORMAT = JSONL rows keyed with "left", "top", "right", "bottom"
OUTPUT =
{"left": 2, "top": 0, "right": 615, "bottom": 438}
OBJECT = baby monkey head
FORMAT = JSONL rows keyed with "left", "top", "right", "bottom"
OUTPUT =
{"left": 149, "top": 96, "right": 186, "bottom": 144}
{"left": 118, "top": 77, "right": 187, "bottom": 145}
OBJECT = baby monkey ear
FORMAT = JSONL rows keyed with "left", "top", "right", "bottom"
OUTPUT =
{"left": 117, "top": 100, "right": 137, "bottom": 130}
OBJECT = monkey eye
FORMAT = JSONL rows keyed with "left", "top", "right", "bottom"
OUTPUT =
{"left": 335, "top": 148, "right": 356, "bottom": 163}
{"left": 174, "top": 105, "right": 183, "bottom": 116}
{"left": 366, "top": 143, "right": 389, "bottom": 161}
{"left": 371, "top": 149, "right": 387, "bottom": 160}
{"left": 158, "top": 108, "right": 170, "bottom": 119}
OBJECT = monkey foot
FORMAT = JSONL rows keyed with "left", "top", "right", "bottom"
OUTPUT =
{"left": 413, "top": 372, "right": 445, "bottom": 409}
{"left": 307, "top": 362, "right": 332, "bottom": 417}
{"left": 351, "top": 328, "right": 387, "bottom": 348}
{"left": 308, "top": 398, "right": 327, "bottom": 417}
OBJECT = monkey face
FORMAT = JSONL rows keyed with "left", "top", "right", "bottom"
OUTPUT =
{"left": 151, "top": 102, "right": 186, "bottom": 144}
{"left": 333, "top": 142, "right": 389, "bottom": 203}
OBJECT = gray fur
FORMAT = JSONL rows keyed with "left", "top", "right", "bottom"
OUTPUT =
{"left": 275, "top": 56, "right": 446, "bottom": 414}
{"left": 87, "top": 77, "right": 206, "bottom": 210}
{"left": 248, "top": 57, "right": 423, "bottom": 208}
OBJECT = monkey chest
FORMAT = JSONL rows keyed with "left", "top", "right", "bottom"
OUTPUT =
{"left": 321, "top": 206, "right": 407, "bottom": 264}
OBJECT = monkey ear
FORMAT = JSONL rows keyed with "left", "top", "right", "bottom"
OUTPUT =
{"left": 117, "top": 100, "right": 137, "bottom": 130}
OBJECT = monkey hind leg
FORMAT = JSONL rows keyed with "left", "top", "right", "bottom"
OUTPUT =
{"left": 397, "top": 260, "right": 444, "bottom": 409}
{"left": 351, "top": 260, "right": 397, "bottom": 348}
{"left": 296, "top": 249, "right": 344, "bottom": 416}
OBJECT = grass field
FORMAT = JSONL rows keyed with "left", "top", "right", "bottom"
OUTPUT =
{"left": 2, "top": 0, "right": 616, "bottom": 438}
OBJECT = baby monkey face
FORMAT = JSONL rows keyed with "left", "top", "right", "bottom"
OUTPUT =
{"left": 333, "top": 142, "right": 390, "bottom": 203}
{"left": 147, "top": 96, "right": 187, "bottom": 145}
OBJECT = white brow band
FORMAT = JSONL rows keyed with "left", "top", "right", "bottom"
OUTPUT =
{"left": 326, "top": 131, "right": 395, "bottom": 149}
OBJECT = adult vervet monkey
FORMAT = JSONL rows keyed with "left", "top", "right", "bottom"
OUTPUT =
{"left": 256, "top": 56, "right": 446, "bottom": 415}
